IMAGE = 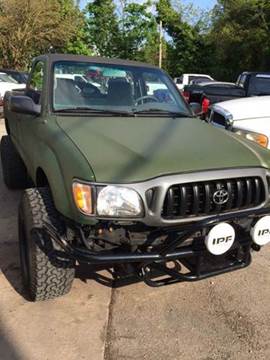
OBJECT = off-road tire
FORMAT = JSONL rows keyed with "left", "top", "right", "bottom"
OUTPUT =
{"left": 18, "top": 187, "right": 75, "bottom": 301}
{"left": 0, "top": 135, "right": 29, "bottom": 189}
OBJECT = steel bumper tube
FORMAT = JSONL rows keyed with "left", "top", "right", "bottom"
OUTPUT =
{"left": 42, "top": 207, "right": 270, "bottom": 264}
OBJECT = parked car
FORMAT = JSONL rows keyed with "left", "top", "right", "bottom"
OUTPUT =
{"left": 0, "top": 72, "right": 25, "bottom": 115}
{"left": 2, "top": 54, "right": 270, "bottom": 301}
{"left": 0, "top": 68, "right": 28, "bottom": 84}
{"left": 209, "top": 96, "right": 270, "bottom": 149}
{"left": 192, "top": 71, "right": 270, "bottom": 118}
{"left": 183, "top": 81, "right": 245, "bottom": 112}
{"left": 174, "top": 73, "right": 214, "bottom": 90}
{"left": 236, "top": 72, "right": 270, "bottom": 96}
{"left": 200, "top": 84, "right": 246, "bottom": 118}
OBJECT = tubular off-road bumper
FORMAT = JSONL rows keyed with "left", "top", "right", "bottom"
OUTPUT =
{"left": 42, "top": 207, "right": 270, "bottom": 286}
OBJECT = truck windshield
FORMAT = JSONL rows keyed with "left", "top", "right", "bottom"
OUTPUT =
{"left": 53, "top": 61, "right": 191, "bottom": 116}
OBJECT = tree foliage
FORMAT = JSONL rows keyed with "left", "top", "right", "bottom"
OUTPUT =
{"left": 1, "top": 0, "right": 270, "bottom": 80}
{"left": 117, "top": 1, "right": 159, "bottom": 63}
{"left": 0, "top": 0, "right": 86, "bottom": 69}
{"left": 86, "top": 0, "right": 119, "bottom": 57}
{"left": 209, "top": 0, "right": 270, "bottom": 80}
{"left": 58, "top": 0, "right": 91, "bottom": 56}
{"left": 85, "top": 0, "right": 159, "bottom": 65}
{"left": 156, "top": 0, "right": 211, "bottom": 77}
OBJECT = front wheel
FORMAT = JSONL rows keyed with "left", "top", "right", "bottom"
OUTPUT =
{"left": 18, "top": 187, "right": 75, "bottom": 301}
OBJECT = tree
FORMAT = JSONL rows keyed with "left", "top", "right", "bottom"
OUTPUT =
{"left": 58, "top": 0, "right": 92, "bottom": 56}
{"left": 85, "top": 0, "right": 159, "bottom": 64}
{"left": 156, "top": 0, "right": 211, "bottom": 77}
{"left": 209, "top": 0, "right": 270, "bottom": 80}
{"left": 63, "top": 25, "right": 92, "bottom": 56}
{"left": 117, "top": 1, "right": 159, "bottom": 64}
{"left": 85, "top": 0, "right": 120, "bottom": 57}
{"left": 0, "top": 0, "right": 83, "bottom": 69}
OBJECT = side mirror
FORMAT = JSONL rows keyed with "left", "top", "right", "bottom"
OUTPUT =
{"left": 9, "top": 95, "right": 41, "bottom": 116}
{"left": 190, "top": 102, "right": 202, "bottom": 115}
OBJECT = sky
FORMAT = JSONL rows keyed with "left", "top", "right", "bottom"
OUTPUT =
{"left": 80, "top": 0, "right": 217, "bottom": 10}
{"left": 186, "top": 0, "right": 216, "bottom": 9}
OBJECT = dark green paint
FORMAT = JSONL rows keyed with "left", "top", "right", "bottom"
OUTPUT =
{"left": 5, "top": 55, "right": 270, "bottom": 225}
{"left": 56, "top": 116, "right": 270, "bottom": 183}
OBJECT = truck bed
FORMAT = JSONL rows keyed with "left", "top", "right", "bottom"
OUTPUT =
{"left": 184, "top": 82, "right": 245, "bottom": 104}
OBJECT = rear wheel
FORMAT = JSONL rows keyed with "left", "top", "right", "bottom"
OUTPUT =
{"left": 0, "top": 135, "right": 29, "bottom": 189}
{"left": 19, "top": 187, "right": 75, "bottom": 301}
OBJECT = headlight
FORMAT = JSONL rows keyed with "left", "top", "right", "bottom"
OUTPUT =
{"left": 234, "top": 129, "right": 269, "bottom": 148}
{"left": 97, "top": 186, "right": 143, "bottom": 217}
{"left": 72, "top": 182, "right": 144, "bottom": 218}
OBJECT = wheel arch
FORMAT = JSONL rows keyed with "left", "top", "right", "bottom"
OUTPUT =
{"left": 32, "top": 156, "right": 73, "bottom": 220}
{"left": 36, "top": 167, "right": 49, "bottom": 187}
{"left": 29, "top": 127, "right": 96, "bottom": 224}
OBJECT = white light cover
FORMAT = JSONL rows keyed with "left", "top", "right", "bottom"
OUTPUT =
{"left": 205, "top": 222, "right": 235, "bottom": 255}
{"left": 97, "top": 186, "right": 143, "bottom": 217}
{"left": 251, "top": 216, "right": 270, "bottom": 246}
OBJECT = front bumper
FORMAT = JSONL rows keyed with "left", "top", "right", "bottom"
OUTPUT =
{"left": 41, "top": 207, "right": 270, "bottom": 286}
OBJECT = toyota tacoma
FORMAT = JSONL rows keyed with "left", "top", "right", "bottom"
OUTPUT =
{"left": 2, "top": 54, "right": 270, "bottom": 301}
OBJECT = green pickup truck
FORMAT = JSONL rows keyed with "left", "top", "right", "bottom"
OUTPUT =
{"left": 2, "top": 53, "right": 270, "bottom": 301}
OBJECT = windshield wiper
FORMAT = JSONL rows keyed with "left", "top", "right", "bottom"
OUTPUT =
{"left": 54, "top": 107, "right": 193, "bottom": 118}
{"left": 132, "top": 109, "right": 194, "bottom": 117}
{"left": 54, "top": 107, "right": 135, "bottom": 116}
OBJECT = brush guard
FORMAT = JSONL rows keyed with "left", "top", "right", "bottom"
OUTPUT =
{"left": 40, "top": 207, "right": 270, "bottom": 287}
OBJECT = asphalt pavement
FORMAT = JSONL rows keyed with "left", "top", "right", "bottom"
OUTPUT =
{"left": 0, "top": 119, "right": 270, "bottom": 360}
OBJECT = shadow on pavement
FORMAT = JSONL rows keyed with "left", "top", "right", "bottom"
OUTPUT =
{"left": 75, "top": 263, "right": 147, "bottom": 289}
{"left": 0, "top": 240, "right": 29, "bottom": 299}
{"left": 0, "top": 320, "right": 22, "bottom": 360}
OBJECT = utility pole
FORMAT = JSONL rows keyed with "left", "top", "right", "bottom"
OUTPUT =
{"left": 159, "top": 20, "right": 163, "bottom": 68}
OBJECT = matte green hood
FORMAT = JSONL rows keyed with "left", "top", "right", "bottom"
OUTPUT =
{"left": 56, "top": 116, "right": 270, "bottom": 183}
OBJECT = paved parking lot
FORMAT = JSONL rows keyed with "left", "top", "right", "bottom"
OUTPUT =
{"left": 0, "top": 119, "right": 270, "bottom": 360}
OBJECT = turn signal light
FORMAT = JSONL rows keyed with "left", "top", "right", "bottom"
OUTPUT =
{"left": 246, "top": 133, "right": 268, "bottom": 148}
{"left": 235, "top": 130, "right": 269, "bottom": 148}
{"left": 72, "top": 182, "right": 93, "bottom": 215}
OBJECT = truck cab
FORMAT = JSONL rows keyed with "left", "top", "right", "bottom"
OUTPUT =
{"left": 174, "top": 73, "right": 214, "bottom": 90}
{"left": 236, "top": 72, "right": 270, "bottom": 96}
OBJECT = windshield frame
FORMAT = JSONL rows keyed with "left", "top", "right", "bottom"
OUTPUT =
{"left": 50, "top": 60, "right": 192, "bottom": 117}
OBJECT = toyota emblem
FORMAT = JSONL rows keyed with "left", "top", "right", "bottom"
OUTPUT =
{"left": 213, "top": 188, "right": 229, "bottom": 205}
